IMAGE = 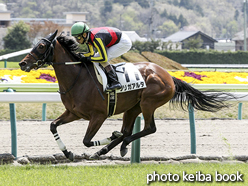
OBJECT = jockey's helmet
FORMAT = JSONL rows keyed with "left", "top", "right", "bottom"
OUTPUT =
{"left": 71, "top": 22, "right": 90, "bottom": 36}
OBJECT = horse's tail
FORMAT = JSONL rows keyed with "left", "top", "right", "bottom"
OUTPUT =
{"left": 170, "top": 77, "right": 236, "bottom": 112}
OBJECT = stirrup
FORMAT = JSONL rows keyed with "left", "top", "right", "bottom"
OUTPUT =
{"left": 105, "top": 83, "right": 122, "bottom": 92}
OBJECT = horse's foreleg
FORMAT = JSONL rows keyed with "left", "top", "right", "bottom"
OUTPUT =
{"left": 82, "top": 115, "right": 107, "bottom": 147}
{"left": 50, "top": 110, "right": 80, "bottom": 161}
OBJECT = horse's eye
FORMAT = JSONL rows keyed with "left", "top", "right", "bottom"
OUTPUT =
{"left": 39, "top": 45, "right": 45, "bottom": 49}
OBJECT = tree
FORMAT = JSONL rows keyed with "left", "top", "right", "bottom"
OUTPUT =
{"left": 114, "top": 0, "right": 133, "bottom": 7}
{"left": 173, "top": 0, "right": 179, "bottom": 6}
{"left": 2, "top": 0, "right": 241, "bottom": 41}
{"left": 27, "top": 21, "right": 64, "bottom": 45}
{"left": 179, "top": 0, "right": 193, "bottom": 10}
{"left": 158, "top": 20, "right": 178, "bottom": 37}
{"left": 168, "top": 14, "right": 178, "bottom": 24}
{"left": 160, "top": 9, "right": 168, "bottom": 18}
{"left": 234, "top": 9, "right": 239, "bottom": 21}
{"left": 3, "top": 21, "right": 31, "bottom": 50}
{"left": 135, "top": 0, "right": 149, "bottom": 8}
{"left": 226, "top": 20, "right": 238, "bottom": 39}
{"left": 100, "top": 0, "right": 113, "bottom": 17}
{"left": 177, "top": 14, "right": 188, "bottom": 28}
{"left": 131, "top": 40, "right": 160, "bottom": 53}
{"left": 195, "top": 5, "right": 204, "bottom": 17}
{"left": 19, "top": 2, "right": 39, "bottom": 18}
{"left": 183, "top": 35, "right": 203, "bottom": 49}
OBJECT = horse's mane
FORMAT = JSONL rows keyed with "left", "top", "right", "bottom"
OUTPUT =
{"left": 56, "top": 35, "right": 81, "bottom": 61}
{"left": 57, "top": 35, "right": 79, "bottom": 52}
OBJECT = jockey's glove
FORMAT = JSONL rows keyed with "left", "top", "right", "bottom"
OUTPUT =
{"left": 79, "top": 53, "right": 90, "bottom": 63}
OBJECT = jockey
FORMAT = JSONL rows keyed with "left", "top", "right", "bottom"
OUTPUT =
{"left": 71, "top": 22, "right": 132, "bottom": 92}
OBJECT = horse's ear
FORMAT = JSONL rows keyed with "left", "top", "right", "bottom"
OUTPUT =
{"left": 47, "top": 30, "right": 58, "bottom": 41}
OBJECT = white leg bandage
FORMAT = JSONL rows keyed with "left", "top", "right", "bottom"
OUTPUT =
{"left": 54, "top": 133, "right": 67, "bottom": 151}
{"left": 93, "top": 138, "right": 112, "bottom": 146}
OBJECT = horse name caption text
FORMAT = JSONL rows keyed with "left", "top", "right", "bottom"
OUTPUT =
{"left": 146, "top": 171, "right": 243, "bottom": 184}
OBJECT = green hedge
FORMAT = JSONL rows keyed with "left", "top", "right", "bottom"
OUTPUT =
{"left": 155, "top": 50, "right": 248, "bottom": 64}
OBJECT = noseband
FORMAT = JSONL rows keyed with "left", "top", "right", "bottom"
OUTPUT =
{"left": 29, "top": 38, "right": 55, "bottom": 69}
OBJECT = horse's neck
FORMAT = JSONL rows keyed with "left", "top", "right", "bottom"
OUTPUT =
{"left": 52, "top": 44, "right": 88, "bottom": 88}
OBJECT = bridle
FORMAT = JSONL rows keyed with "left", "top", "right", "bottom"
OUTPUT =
{"left": 28, "top": 38, "right": 56, "bottom": 69}
{"left": 28, "top": 35, "right": 84, "bottom": 95}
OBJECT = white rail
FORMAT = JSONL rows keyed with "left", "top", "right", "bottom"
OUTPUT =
{"left": 0, "top": 48, "right": 32, "bottom": 60}
{"left": 1, "top": 92, "right": 247, "bottom": 103}
{"left": 0, "top": 92, "right": 61, "bottom": 103}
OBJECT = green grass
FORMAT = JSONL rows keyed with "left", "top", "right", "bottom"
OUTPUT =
{"left": 0, "top": 163, "right": 247, "bottom": 186}
{"left": 0, "top": 61, "right": 20, "bottom": 68}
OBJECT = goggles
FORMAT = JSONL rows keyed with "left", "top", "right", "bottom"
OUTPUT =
{"left": 74, "top": 32, "right": 88, "bottom": 44}
{"left": 75, "top": 34, "right": 82, "bottom": 40}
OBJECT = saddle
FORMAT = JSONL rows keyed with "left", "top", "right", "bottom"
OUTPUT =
{"left": 93, "top": 62, "right": 146, "bottom": 117}
{"left": 93, "top": 62, "right": 146, "bottom": 93}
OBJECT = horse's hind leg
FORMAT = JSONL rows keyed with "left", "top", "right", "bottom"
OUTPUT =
{"left": 120, "top": 95, "right": 168, "bottom": 157}
{"left": 120, "top": 112, "right": 156, "bottom": 157}
{"left": 50, "top": 110, "right": 80, "bottom": 161}
{"left": 89, "top": 131, "right": 126, "bottom": 159}
{"left": 119, "top": 69, "right": 175, "bottom": 157}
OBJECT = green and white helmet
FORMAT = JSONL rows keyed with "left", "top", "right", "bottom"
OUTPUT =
{"left": 71, "top": 22, "right": 90, "bottom": 36}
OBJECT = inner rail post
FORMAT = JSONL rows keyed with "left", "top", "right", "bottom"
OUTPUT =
{"left": 188, "top": 103, "right": 196, "bottom": 154}
{"left": 131, "top": 116, "right": 141, "bottom": 163}
{"left": 238, "top": 103, "right": 243, "bottom": 120}
{"left": 3, "top": 88, "right": 17, "bottom": 158}
{"left": 42, "top": 103, "right": 47, "bottom": 121}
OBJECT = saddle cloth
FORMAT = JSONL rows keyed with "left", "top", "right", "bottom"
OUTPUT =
{"left": 93, "top": 62, "right": 146, "bottom": 93}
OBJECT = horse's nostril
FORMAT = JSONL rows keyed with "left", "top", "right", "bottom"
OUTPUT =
{"left": 19, "top": 61, "right": 27, "bottom": 67}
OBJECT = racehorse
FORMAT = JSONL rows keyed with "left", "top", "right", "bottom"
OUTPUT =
{"left": 19, "top": 30, "right": 235, "bottom": 161}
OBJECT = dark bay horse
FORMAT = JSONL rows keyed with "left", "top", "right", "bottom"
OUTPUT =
{"left": 19, "top": 30, "right": 234, "bottom": 161}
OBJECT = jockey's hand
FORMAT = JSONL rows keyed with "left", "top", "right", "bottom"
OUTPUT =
{"left": 80, "top": 57, "right": 90, "bottom": 63}
{"left": 79, "top": 53, "right": 90, "bottom": 63}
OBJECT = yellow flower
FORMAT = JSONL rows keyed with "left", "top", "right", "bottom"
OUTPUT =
{"left": 168, "top": 71, "right": 248, "bottom": 84}
{"left": 0, "top": 69, "right": 57, "bottom": 83}
{"left": 2, "top": 69, "right": 248, "bottom": 84}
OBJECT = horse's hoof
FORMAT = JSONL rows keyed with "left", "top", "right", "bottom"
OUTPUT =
{"left": 113, "top": 131, "right": 123, "bottom": 138}
{"left": 89, "top": 153, "right": 100, "bottom": 160}
{"left": 120, "top": 148, "right": 128, "bottom": 157}
{"left": 68, "top": 151, "right": 74, "bottom": 161}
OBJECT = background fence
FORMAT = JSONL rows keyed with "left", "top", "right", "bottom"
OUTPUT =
{"left": 1, "top": 87, "right": 247, "bottom": 163}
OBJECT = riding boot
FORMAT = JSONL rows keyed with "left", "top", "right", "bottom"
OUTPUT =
{"left": 104, "top": 65, "right": 122, "bottom": 92}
